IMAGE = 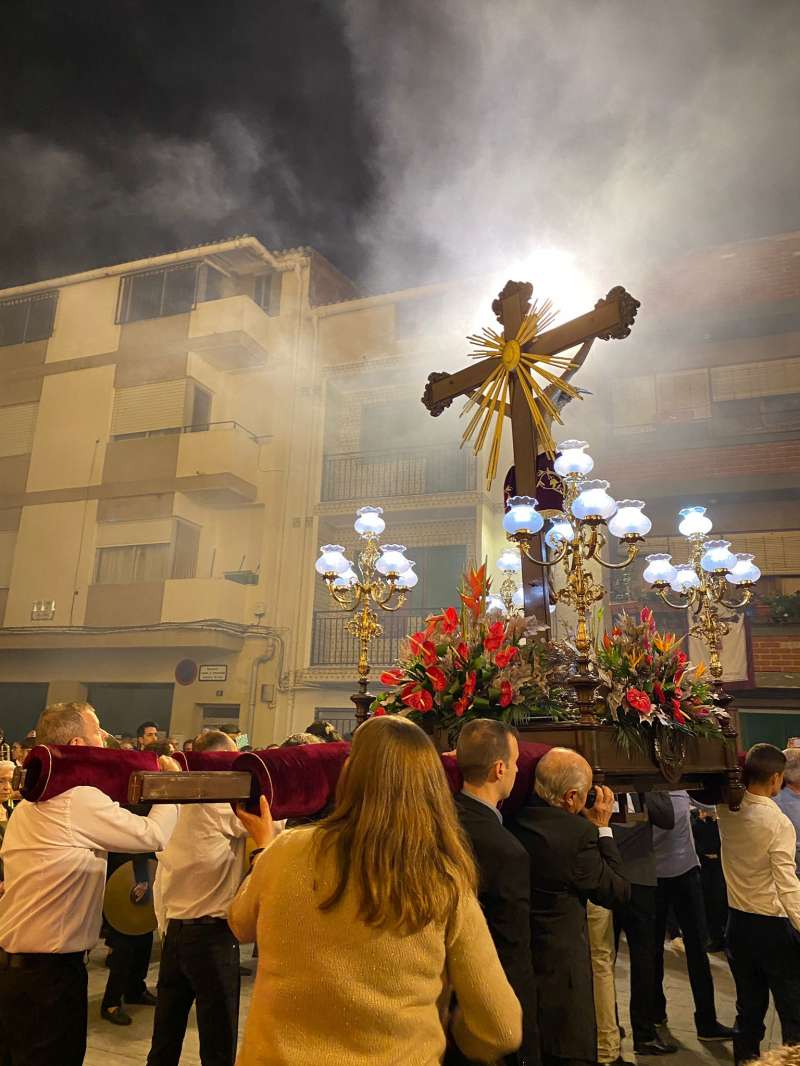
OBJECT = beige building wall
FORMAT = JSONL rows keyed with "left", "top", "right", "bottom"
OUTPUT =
{"left": 46, "top": 277, "right": 121, "bottom": 363}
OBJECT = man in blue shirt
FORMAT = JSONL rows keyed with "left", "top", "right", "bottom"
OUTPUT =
{"left": 775, "top": 748, "right": 800, "bottom": 875}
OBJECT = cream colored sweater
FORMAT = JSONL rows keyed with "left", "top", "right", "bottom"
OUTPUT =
{"left": 228, "top": 826, "right": 521, "bottom": 1065}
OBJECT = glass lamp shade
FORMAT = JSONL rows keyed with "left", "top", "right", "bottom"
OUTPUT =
{"left": 396, "top": 563, "right": 419, "bottom": 590}
{"left": 700, "top": 539, "right": 737, "bottom": 573}
{"left": 671, "top": 566, "right": 701, "bottom": 593}
{"left": 571, "top": 480, "right": 617, "bottom": 522}
{"left": 497, "top": 549, "right": 521, "bottom": 573}
{"left": 375, "top": 544, "right": 411, "bottom": 576}
{"left": 726, "top": 553, "right": 761, "bottom": 585}
{"left": 678, "top": 506, "right": 713, "bottom": 538}
{"left": 642, "top": 553, "right": 678, "bottom": 585}
{"left": 485, "top": 595, "right": 508, "bottom": 618}
{"left": 332, "top": 567, "right": 358, "bottom": 589}
{"left": 354, "top": 506, "right": 386, "bottom": 538}
{"left": 315, "top": 544, "right": 349, "bottom": 575}
{"left": 553, "top": 439, "right": 594, "bottom": 478}
{"left": 511, "top": 586, "right": 524, "bottom": 610}
{"left": 503, "top": 496, "right": 544, "bottom": 536}
{"left": 545, "top": 513, "right": 575, "bottom": 550}
{"left": 607, "top": 500, "right": 652, "bottom": 539}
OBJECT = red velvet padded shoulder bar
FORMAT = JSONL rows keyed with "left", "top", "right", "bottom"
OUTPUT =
{"left": 21, "top": 745, "right": 161, "bottom": 805}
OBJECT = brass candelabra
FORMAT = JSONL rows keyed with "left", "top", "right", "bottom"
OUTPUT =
{"left": 503, "top": 440, "right": 650, "bottom": 720}
{"left": 315, "top": 507, "right": 417, "bottom": 726}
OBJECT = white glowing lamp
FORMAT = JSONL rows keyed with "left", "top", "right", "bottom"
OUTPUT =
{"left": 485, "top": 594, "right": 508, "bottom": 618}
{"left": 497, "top": 549, "right": 521, "bottom": 573}
{"left": 726, "top": 553, "right": 761, "bottom": 585}
{"left": 503, "top": 496, "right": 544, "bottom": 536}
{"left": 571, "top": 480, "right": 617, "bottom": 522}
{"left": 511, "top": 586, "right": 525, "bottom": 611}
{"left": 608, "top": 500, "right": 652, "bottom": 539}
{"left": 354, "top": 506, "right": 386, "bottom": 538}
{"left": 553, "top": 439, "right": 594, "bottom": 478}
{"left": 315, "top": 544, "right": 349, "bottom": 575}
{"left": 333, "top": 566, "right": 358, "bottom": 589}
{"left": 700, "top": 540, "right": 737, "bottom": 573}
{"left": 544, "top": 513, "right": 575, "bottom": 551}
{"left": 671, "top": 566, "right": 701, "bottom": 593}
{"left": 643, "top": 553, "right": 678, "bottom": 586}
{"left": 678, "top": 506, "right": 713, "bottom": 538}
{"left": 396, "top": 563, "right": 419, "bottom": 590}
{"left": 376, "top": 544, "right": 411, "bottom": 576}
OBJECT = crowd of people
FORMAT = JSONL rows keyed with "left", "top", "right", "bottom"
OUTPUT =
{"left": 1, "top": 702, "right": 800, "bottom": 1066}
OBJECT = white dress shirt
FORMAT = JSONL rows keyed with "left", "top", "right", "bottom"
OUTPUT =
{"left": 717, "top": 790, "right": 800, "bottom": 931}
{"left": 0, "top": 786, "right": 178, "bottom": 953}
{"left": 153, "top": 802, "right": 248, "bottom": 928}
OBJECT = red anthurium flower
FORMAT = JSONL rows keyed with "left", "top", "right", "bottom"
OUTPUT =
{"left": 626, "top": 687, "right": 652, "bottom": 715}
{"left": 463, "top": 671, "right": 477, "bottom": 699}
{"left": 671, "top": 698, "right": 686, "bottom": 725}
{"left": 420, "top": 641, "right": 439, "bottom": 668}
{"left": 676, "top": 650, "right": 688, "bottom": 666}
{"left": 409, "top": 631, "right": 427, "bottom": 656}
{"left": 499, "top": 680, "right": 514, "bottom": 708}
{"left": 455, "top": 642, "right": 470, "bottom": 664}
{"left": 612, "top": 626, "right": 621, "bottom": 636}
{"left": 453, "top": 696, "right": 469, "bottom": 718}
{"left": 494, "top": 646, "right": 519, "bottom": 669}
{"left": 379, "top": 669, "right": 405, "bottom": 687}
{"left": 440, "top": 606, "right": 459, "bottom": 633}
{"left": 372, "top": 706, "right": 386, "bottom": 717}
{"left": 426, "top": 666, "right": 448, "bottom": 692}
{"left": 652, "top": 681, "right": 665, "bottom": 704}
{"left": 402, "top": 687, "right": 433, "bottom": 713}
{"left": 484, "top": 621, "right": 506, "bottom": 653}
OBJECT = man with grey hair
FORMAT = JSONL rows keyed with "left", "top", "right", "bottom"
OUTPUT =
{"left": 776, "top": 747, "right": 800, "bottom": 875}
{"left": 511, "top": 748, "right": 630, "bottom": 1066}
{"left": 0, "top": 701, "right": 179, "bottom": 1066}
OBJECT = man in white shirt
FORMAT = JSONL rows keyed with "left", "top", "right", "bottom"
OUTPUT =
{"left": 717, "top": 743, "right": 800, "bottom": 1066}
{"left": 146, "top": 730, "right": 249, "bottom": 1066}
{"left": 0, "top": 702, "right": 178, "bottom": 1066}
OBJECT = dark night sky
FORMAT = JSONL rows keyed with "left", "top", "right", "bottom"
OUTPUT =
{"left": 1, "top": 1, "right": 798, "bottom": 294}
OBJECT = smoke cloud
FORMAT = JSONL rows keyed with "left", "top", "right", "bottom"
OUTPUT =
{"left": 340, "top": 0, "right": 800, "bottom": 301}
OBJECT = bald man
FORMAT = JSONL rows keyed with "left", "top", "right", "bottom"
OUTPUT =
{"left": 510, "top": 748, "right": 630, "bottom": 1066}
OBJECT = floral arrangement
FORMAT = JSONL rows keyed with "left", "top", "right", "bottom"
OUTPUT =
{"left": 371, "top": 564, "right": 569, "bottom": 737}
{"left": 595, "top": 607, "right": 725, "bottom": 748}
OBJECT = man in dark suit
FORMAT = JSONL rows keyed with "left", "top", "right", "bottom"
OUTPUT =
{"left": 451, "top": 719, "right": 539, "bottom": 1066}
{"left": 511, "top": 748, "right": 630, "bottom": 1066}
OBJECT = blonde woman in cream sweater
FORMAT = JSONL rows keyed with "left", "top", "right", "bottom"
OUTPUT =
{"left": 229, "top": 715, "right": 522, "bottom": 1065}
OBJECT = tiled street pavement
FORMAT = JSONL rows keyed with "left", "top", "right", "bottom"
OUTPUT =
{"left": 84, "top": 937, "right": 780, "bottom": 1065}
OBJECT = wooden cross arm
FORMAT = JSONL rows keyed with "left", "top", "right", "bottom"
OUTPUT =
{"left": 421, "top": 285, "right": 640, "bottom": 416}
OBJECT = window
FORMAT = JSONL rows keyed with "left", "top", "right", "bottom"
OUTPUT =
{"left": 110, "top": 380, "right": 187, "bottom": 438}
{"left": 0, "top": 402, "right": 38, "bottom": 457}
{"left": 253, "top": 270, "right": 281, "bottom": 316}
{"left": 405, "top": 545, "right": 467, "bottom": 608}
{"left": 95, "top": 543, "right": 171, "bottom": 584}
{"left": 117, "top": 265, "right": 198, "bottom": 323}
{"left": 0, "top": 292, "right": 58, "bottom": 346}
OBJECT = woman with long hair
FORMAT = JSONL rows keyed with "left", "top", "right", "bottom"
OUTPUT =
{"left": 229, "top": 715, "right": 521, "bottom": 1065}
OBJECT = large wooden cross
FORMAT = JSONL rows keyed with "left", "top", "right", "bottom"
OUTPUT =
{"left": 422, "top": 281, "right": 640, "bottom": 622}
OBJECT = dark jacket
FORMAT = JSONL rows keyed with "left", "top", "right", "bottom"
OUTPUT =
{"left": 510, "top": 798, "right": 630, "bottom": 1062}
{"left": 453, "top": 791, "right": 540, "bottom": 1066}
{"left": 611, "top": 792, "right": 675, "bottom": 887}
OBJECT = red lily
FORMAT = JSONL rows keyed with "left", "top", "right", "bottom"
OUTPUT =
{"left": 379, "top": 669, "right": 405, "bottom": 687}
{"left": 494, "top": 646, "right": 519, "bottom": 669}
{"left": 426, "top": 666, "right": 448, "bottom": 692}
{"left": 499, "top": 680, "right": 514, "bottom": 708}
{"left": 484, "top": 621, "right": 506, "bottom": 653}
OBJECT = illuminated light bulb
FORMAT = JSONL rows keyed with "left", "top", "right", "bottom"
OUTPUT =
{"left": 485, "top": 595, "right": 507, "bottom": 618}
{"left": 678, "top": 506, "right": 713, "bottom": 538}
{"left": 608, "top": 500, "right": 652, "bottom": 539}
{"left": 671, "top": 566, "right": 701, "bottom": 593}
{"left": 545, "top": 513, "right": 575, "bottom": 550}
{"left": 511, "top": 586, "right": 524, "bottom": 610}
{"left": 354, "top": 506, "right": 386, "bottom": 538}
{"left": 503, "top": 496, "right": 544, "bottom": 536}
{"left": 375, "top": 544, "right": 411, "bottom": 576}
{"left": 571, "top": 480, "right": 617, "bottom": 522}
{"left": 643, "top": 553, "right": 677, "bottom": 586}
{"left": 700, "top": 540, "right": 737, "bottom": 573}
{"left": 332, "top": 567, "right": 358, "bottom": 589}
{"left": 726, "top": 553, "right": 761, "bottom": 585}
{"left": 553, "top": 439, "right": 594, "bottom": 478}
{"left": 315, "top": 545, "right": 349, "bottom": 575}
{"left": 497, "top": 549, "right": 521, "bottom": 573}
{"left": 396, "top": 563, "right": 419, "bottom": 590}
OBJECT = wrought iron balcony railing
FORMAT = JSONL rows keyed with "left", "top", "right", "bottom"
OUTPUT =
{"left": 320, "top": 444, "right": 476, "bottom": 502}
{"left": 310, "top": 608, "right": 434, "bottom": 668}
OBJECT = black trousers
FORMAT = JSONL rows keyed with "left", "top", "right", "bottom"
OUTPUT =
{"left": 614, "top": 883, "right": 658, "bottom": 1044}
{"left": 102, "top": 928, "right": 153, "bottom": 1009}
{"left": 147, "top": 920, "right": 240, "bottom": 1066}
{"left": 0, "top": 952, "right": 87, "bottom": 1066}
{"left": 699, "top": 856, "right": 728, "bottom": 945}
{"left": 727, "top": 909, "right": 800, "bottom": 1065}
{"left": 655, "top": 867, "right": 719, "bottom": 1032}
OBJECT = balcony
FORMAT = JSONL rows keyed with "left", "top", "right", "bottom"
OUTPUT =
{"left": 176, "top": 422, "right": 259, "bottom": 504}
{"left": 188, "top": 295, "right": 277, "bottom": 369}
{"left": 161, "top": 577, "right": 248, "bottom": 624}
{"left": 320, "top": 444, "right": 476, "bottom": 504}
{"left": 310, "top": 608, "right": 434, "bottom": 669}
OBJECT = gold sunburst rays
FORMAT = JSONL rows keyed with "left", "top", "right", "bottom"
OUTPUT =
{"left": 461, "top": 298, "right": 581, "bottom": 489}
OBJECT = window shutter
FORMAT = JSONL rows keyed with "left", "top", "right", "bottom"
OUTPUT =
{"left": 111, "top": 380, "right": 187, "bottom": 436}
{"left": 0, "top": 403, "right": 38, "bottom": 457}
{"left": 656, "top": 369, "right": 711, "bottom": 422}
{"left": 643, "top": 530, "right": 800, "bottom": 575}
{"left": 711, "top": 357, "right": 800, "bottom": 402}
